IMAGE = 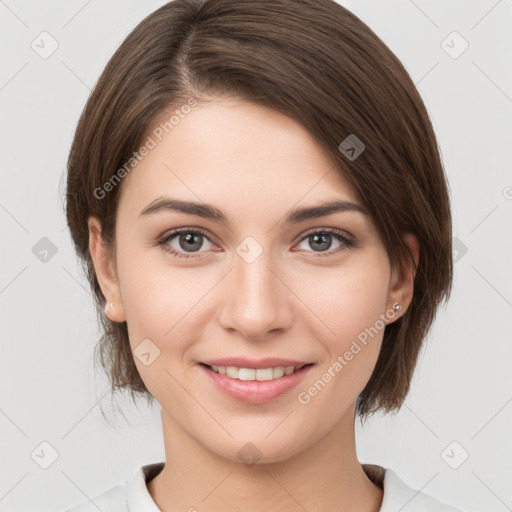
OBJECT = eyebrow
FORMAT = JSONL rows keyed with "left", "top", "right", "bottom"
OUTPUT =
{"left": 138, "top": 196, "right": 368, "bottom": 225}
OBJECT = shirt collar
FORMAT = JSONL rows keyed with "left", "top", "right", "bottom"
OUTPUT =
{"left": 126, "top": 461, "right": 165, "bottom": 512}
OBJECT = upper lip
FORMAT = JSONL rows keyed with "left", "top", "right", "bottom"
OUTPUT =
{"left": 200, "top": 357, "right": 312, "bottom": 369}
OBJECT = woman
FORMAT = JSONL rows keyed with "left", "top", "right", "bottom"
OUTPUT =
{"left": 64, "top": 0, "right": 461, "bottom": 510}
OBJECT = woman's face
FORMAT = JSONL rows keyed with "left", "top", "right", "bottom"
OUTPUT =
{"left": 89, "top": 97, "right": 417, "bottom": 464}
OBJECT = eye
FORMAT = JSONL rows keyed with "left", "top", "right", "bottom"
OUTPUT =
{"left": 157, "top": 228, "right": 216, "bottom": 259}
{"left": 156, "top": 227, "right": 355, "bottom": 260}
{"left": 295, "top": 228, "right": 354, "bottom": 257}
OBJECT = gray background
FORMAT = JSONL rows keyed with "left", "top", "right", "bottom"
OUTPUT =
{"left": 1, "top": 1, "right": 511, "bottom": 511}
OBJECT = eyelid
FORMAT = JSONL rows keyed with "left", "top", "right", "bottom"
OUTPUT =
{"left": 156, "top": 225, "right": 355, "bottom": 258}
{"left": 298, "top": 225, "right": 354, "bottom": 242}
{"left": 157, "top": 225, "right": 353, "bottom": 243}
{"left": 157, "top": 226, "right": 218, "bottom": 245}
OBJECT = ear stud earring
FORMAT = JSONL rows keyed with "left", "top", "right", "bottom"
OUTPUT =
{"left": 393, "top": 303, "right": 402, "bottom": 316}
{"left": 105, "top": 302, "right": 114, "bottom": 313}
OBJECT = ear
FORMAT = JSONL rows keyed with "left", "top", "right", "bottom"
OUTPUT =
{"left": 87, "top": 216, "right": 126, "bottom": 323}
{"left": 386, "top": 233, "right": 420, "bottom": 323}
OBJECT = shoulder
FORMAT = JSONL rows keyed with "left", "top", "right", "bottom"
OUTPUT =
{"left": 380, "top": 467, "right": 464, "bottom": 512}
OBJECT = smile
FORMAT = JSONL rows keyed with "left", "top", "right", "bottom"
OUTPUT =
{"left": 205, "top": 363, "right": 309, "bottom": 381}
{"left": 198, "top": 362, "right": 316, "bottom": 404}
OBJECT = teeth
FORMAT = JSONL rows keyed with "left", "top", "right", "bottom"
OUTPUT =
{"left": 209, "top": 365, "right": 301, "bottom": 381}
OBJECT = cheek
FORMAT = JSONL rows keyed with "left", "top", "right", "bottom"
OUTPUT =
{"left": 293, "top": 255, "right": 389, "bottom": 389}
{"left": 296, "top": 255, "right": 390, "bottom": 337}
{"left": 116, "top": 250, "right": 214, "bottom": 398}
{"left": 119, "top": 260, "right": 201, "bottom": 402}
{"left": 116, "top": 242, "right": 200, "bottom": 338}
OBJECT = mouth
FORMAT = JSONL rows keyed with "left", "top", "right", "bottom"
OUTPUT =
{"left": 199, "top": 362, "right": 314, "bottom": 382}
{"left": 197, "top": 362, "right": 316, "bottom": 404}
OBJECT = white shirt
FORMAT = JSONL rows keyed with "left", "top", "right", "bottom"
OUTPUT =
{"left": 65, "top": 462, "right": 463, "bottom": 511}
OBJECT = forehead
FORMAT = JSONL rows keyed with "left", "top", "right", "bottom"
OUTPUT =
{"left": 118, "top": 98, "right": 365, "bottom": 223}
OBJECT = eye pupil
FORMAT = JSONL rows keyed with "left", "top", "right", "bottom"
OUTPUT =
{"left": 180, "top": 233, "right": 203, "bottom": 252}
{"left": 310, "top": 233, "right": 332, "bottom": 252}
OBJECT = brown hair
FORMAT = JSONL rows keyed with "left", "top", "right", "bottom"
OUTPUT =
{"left": 64, "top": 0, "right": 453, "bottom": 422}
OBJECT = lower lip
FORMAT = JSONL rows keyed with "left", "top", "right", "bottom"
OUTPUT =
{"left": 198, "top": 363, "right": 315, "bottom": 404}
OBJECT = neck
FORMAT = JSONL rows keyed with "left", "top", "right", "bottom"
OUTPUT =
{"left": 147, "top": 404, "right": 384, "bottom": 512}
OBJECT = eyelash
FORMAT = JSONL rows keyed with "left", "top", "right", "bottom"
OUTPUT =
{"left": 156, "top": 227, "right": 355, "bottom": 260}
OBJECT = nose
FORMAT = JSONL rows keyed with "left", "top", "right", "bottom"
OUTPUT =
{"left": 218, "top": 248, "right": 294, "bottom": 340}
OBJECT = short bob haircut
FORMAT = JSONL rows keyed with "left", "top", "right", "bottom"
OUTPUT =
{"left": 65, "top": 0, "right": 453, "bottom": 422}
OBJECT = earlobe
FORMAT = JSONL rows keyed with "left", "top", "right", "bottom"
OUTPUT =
{"left": 87, "top": 216, "right": 126, "bottom": 323}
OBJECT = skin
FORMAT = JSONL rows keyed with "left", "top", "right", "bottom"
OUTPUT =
{"left": 88, "top": 97, "right": 419, "bottom": 512}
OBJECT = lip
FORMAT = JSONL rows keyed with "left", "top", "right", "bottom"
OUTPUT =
{"left": 198, "top": 362, "right": 315, "bottom": 404}
{"left": 200, "top": 357, "right": 311, "bottom": 370}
